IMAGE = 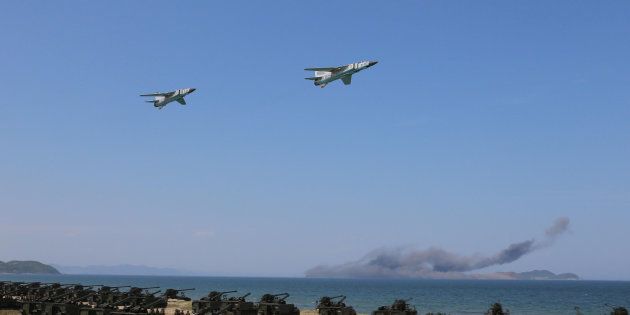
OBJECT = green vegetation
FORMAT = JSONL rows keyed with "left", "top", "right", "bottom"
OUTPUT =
{"left": 0, "top": 260, "right": 60, "bottom": 274}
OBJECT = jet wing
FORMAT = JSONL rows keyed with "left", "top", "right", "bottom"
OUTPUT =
{"left": 305, "top": 66, "right": 344, "bottom": 72}
{"left": 176, "top": 98, "right": 186, "bottom": 105}
{"left": 140, "top": 91, "right": 174, "bottom": 97}
{"left": 341, "top": 75, "right": 352, "bottom": 85}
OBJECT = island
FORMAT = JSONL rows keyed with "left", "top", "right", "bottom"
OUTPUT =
{"left": 0, "top": 260, "right": 60, "bottom": 274}
{"left": 511, "top": 269, "right": 579, "bottom": 280}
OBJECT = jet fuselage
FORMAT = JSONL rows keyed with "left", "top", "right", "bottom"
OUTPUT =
{"left": 141, "top": 88, "right": 196, "bottom": 109}
{"left": 308, "top": 61, "right": 378, "bottom": 88}
{"left": 154, "top": 88, "right": 196, "bottom": 108}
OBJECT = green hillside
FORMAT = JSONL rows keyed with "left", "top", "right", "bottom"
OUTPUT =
{"left": 0, "top": 260, "right": 60, "bottom": 274}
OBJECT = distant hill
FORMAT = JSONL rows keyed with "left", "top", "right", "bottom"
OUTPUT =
{"left": 514, "top": 270, "right": 579, "bottom": 280}
{"left": 0, "top": 260, "right": 60, "bottom": 274}
{"left": 53, "top": 264, "right": 191, "bottom": 276}
{"left": 494, "top": 270, "right": 579, "bottom": 280}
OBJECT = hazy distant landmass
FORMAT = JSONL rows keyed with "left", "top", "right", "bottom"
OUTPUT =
{"left": 307, "top": 269, "right": 579, "bottom": 280}
{"left": 507, "top": 269, "right": 579, "bottom": 280}
{"left": 0, "top": 260, "right": 60, "bottom": 274}
{"left": 53, "top": 264, "right": 194, "bottom": 276}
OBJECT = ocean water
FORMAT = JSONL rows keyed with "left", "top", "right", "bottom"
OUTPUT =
{"left": 1, "top": 274, "right": 629, "bottom": 315}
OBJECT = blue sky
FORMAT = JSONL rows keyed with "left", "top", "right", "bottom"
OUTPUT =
{"left": 1, "top": 1, "right": 629, "bottom": 280}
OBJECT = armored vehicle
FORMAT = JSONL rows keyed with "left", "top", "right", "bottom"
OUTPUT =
{"left": 372, "top": 299, "right": 416, "bottom": 315}
{"left": 91, "top": 286, "right": 131, "bottom": 306}
{"left": 164, "top": 289, "right": 195, "bottom": 301}
{"left": 3, "top": 281, "right": 197, "bottom": 315}
{"left": 193, "top": 290, "right": 237, "bottom": 315}
{"left": 610, "top": 306, "right": 629, "bottom": 315}
{"left": 257, "top": 293, "right": 299, "bottom": 315}
{"left": 220, "top": 293, "right": 257, "bottom": 315}
{"left": 1, "top": 282, "right": 23, "bottom": 309}
{"left": 316, "top": 296, "right": 356, "bottom": 315}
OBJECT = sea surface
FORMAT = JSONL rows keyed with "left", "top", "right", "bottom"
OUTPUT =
{"left": 1, "top": 274, "right": 629, "bottom": 315}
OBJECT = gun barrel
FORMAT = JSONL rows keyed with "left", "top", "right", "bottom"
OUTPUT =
{"left": 142, "top": 296, "right": 167, "bottom": 308}
{"left": 69, "top": 291, "right": 98, "bottom": 303}
{"left": 273, "top": 293, "right": 290, "bottom": 301}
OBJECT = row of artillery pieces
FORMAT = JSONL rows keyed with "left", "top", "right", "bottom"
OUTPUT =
{"left": 1, "top": 282, "right": 628, "bottom": 315}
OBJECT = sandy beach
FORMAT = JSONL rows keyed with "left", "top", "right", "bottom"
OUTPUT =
{"left": 164, "top": 300, "right": 322, "bottom": 315}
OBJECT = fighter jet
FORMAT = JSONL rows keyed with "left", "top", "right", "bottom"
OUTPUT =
{"left": 305, "top": 60, "right": 378, "bottom": 88}
{"left": 140, "top": 88, "right": 196, "bottom": 109}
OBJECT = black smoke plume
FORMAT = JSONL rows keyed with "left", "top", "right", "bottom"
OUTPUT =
{"left": 306, "top": 217, "right": 570, "bottom": 278}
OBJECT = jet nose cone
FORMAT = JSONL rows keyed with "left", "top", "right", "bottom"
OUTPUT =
{"left": 189, "top": 88, "right": 196, "bottom": 93}
{"left": 368, "top": 61, "right": 378, "bottom": 67}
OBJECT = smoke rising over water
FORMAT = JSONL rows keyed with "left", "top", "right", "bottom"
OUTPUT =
{"left": 306, "top": 217, "right": 570, "bottom": 279}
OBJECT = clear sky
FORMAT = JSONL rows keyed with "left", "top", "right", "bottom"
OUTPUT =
{"left": 1, "top": 1, "right": 629, "bottom": 280}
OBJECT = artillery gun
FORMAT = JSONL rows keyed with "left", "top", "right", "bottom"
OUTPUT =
{"left": 164, "top": 288, "right": 195, "bottom": 301}
{"left": 193, "top": 290, "right": 238, "bottom": 315}
{"left": 100, "top": 287, "right": 161, "bottom": 310}
{"left": 89, "top": 286, "right": 131, "bottom": 305}
{"left": 606, "top": 304, "right": 629, "bottom": 315}
{"left": 316, "top": 296, "right": 356, "bottom": 315}
{"left": 219, "top": 293, "right": 257, "bottom": 315}
{"left": 34, "top": 285, "right": 102, "bottom": 315}
{"left": 372, "top": 299, "right": 416, "bottom": 315}
{"left": 25, "top": 283, "right": 58, "bottom": 301}
{"left": 30, "top": 283, "right": 78, "bottom": 302}
{"left": 1, "top": 282, "right": 25, "bottom": 310}
{"left": 485, "top": 302, "right": 509, "bottom": 315}
{"left": 123, "top": 291, "right": 168, "bottom": 314}
{"left": 127, "top": 287, "right": 161, "bottom": 297}
{"left": 3, "top": 282, "right": 32, "bottom": 299}
{"left": 20, "top": 283, "right": 82, "bottom": 315}
{"left": 40, "top": 285, "right": 91, "bottom": 303}
{"left": 121, "top": 289, "right": 166, "bottom": 313}
{"left": 257, "top": 293, "right": 299, "bottom": 315}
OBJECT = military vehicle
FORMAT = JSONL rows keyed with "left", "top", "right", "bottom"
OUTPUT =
{"left": 372, "top": 299, "right": 416, "bottom": 315}
{"left": 1, "top": 281, "right": 199, "bottom": 315}
{"left": 316, "top": 296, "right": 356, "bottom": 315}
{"left": 193, "top": 290, "right": 236, "bottom": 315}
{"left": 1, "top": 281, "right": 24, "bottom": 310}
{"left": 485, "top": 302, "right": 509, "bottom": 315}
{"left": 90, "top": 286, "right": 131, "bottom": 305}
{"left": 164, "top": 289, "right": 195, "bottom": 301}
{"left": 256, "top": 293, "right": 299, "bottom": 315}
{"left": 606, "top": 304, "right": 629, "bottom": 315}
{"left": 219, "top": 293, "right": 257, "bottom": 315}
